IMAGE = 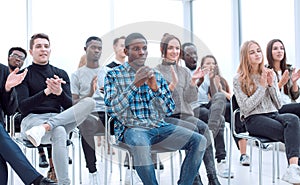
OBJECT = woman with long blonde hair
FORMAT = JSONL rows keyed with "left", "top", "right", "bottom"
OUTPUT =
{"left": 233, "top": 40, "right": 300, "bottom": 184}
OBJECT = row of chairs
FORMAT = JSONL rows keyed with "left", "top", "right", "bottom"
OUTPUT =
{"left": 73, "top": 112, "right": 180, "bottom": 185}
{"left": 7, "top": 95, "right": 283, "bottom": 185}
{"left": 103, "top": 95, "right": 282, "bottom": 185}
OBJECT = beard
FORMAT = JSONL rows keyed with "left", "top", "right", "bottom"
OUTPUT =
{"left": 187, "top": 64, "right": 197, "bottom": 70}
{"left": 8, "top": 64, "right": 18, "bottom": 71}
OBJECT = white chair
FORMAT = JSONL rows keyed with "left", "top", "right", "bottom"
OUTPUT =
{"left": 10, "top": 112, "right": 76, "bottom": 185}
{"left": 104, "top": 116, "right": 178, "bottom": 185}
{"left": 228, "top": 95, "right": 280, "bottom": 185}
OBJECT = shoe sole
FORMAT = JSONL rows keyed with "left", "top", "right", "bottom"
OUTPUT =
{"left": 282, "top": 175, "right": 300, "bottom": 185}
{"left": 241, "top": 163, "right": 250, "bottom": 166}
{"left": 217, "top": 173, "right": 234, "bottom": 179}
{"left": 26, "top": 134, "right": 39, "bottom": 147}
{"left": 282, "top": 179, "right": 300, "bottom": 185}
{"left": 39, "top": 164, "right": 49, "bottom": 168}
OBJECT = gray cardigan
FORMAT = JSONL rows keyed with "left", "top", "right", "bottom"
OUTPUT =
{"left": 155, "top": 64, "right": 198, "bottom": 116}
{"left": 233, "top": 72, "right": 282, "bottom": 121}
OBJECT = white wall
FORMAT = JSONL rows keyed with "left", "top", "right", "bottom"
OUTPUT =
{"left": 0, "top": 0, "right": 296, "bottom": 82}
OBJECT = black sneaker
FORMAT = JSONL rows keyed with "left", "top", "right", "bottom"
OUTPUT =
{"left": 39, "top": 177, "right": 57, "bottom": 185}
{"left": 39, "top": 155, "right": 49, "bottom": 168}
{"left": 153, "top": 161, "right": 164, "bottom": 170}
{"left": 240, "top": 154, "right": 250, "bottom": 166}
{"left": 207, "top": 174, "right": 221, "bottom": 185}
{"left": 192, "top": 174, "right": 203, "bottom": 185}
{"left": 68, "top": 156, "right": 72, "bottom": 164}
{"left": 255, "top": 141, "right": 273, "bottom": 151}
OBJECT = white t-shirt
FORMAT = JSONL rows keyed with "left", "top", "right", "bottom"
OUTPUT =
{"left": 71, "top": 66, "right": 106, "bottom": 112}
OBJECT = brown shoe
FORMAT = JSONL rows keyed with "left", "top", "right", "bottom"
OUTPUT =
{"left": 47, "top": 168, "right": 58, "bottom": 182}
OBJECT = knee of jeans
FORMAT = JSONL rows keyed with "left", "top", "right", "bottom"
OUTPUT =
{"left": 79, "top": 117, "right": 99, "bottom": 134}
{"left": 197, "top": 121, "right": 208, "bottom": 133}
{"left": 287, "top": 115, "right": 300, "bottom": 129}
{"left": 51, "top": 126, "right": 67, "bottom": 142}
{"left": 194, "top": 133, "right": 207, "bottom": 149}
{"left": 124, "top": 130, "right": 149, "bottom": 147}
{"left": 212, "top": 92, "right": 226, "bottom": 102}
{"left": 82, "top": 97, "right": 96, "bottom": 112}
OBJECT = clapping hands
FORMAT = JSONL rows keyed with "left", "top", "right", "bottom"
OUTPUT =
{"left": 5, "top": 68, "right": 28, "bottom": 92}
{"left": 45, "top": 75, "right": 66, "bottom": 96}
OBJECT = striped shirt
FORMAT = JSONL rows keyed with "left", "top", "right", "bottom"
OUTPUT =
{"left": 104, "top": 62, "right": 175, "bottom": 141}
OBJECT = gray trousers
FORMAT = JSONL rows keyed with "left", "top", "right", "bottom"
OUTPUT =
{"left": 21, "top": 97, "right": 95, "bottom": 185}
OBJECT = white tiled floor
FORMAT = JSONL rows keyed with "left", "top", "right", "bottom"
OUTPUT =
{"left": 8, "top": 134, "right": 291, "bottom": 185}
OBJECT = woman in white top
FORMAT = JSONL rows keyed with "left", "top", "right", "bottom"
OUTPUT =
{"left": 266, "top": 39, "right": 300, "bottom": 118}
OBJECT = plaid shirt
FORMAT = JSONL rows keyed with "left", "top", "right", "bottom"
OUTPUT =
{"left": 104, "top": 62, "right": 175, "bottom": 141}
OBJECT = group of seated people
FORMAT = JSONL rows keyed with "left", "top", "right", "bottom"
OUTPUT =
{"left": 1, "top": 31, "right": 300, "bottom": 185}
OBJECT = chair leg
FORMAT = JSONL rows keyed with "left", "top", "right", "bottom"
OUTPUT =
{"left": 276, "top": 143, "right": 280, "bottom": 179}
{"left": 10, "top": 166, "right": 14, "bottom": 185}
{"left": 104, "top": 147, "right": 108, "bottom": 185}
{"left": 225, "top": 123, "right": 229, "bottom": 153}
{"left": 156, "top": 154, "right": 160, "bottom": 184}
{"left": 228, "top": 130, "right": 233, "bottom": 185}
{"left": 103, "top": 136, "right": 108, "bottom": 185}
{"left": 32, "top": 149, "right": 36, "bottom": 168}
{"left": 250, "top": 141, "right": 253, "bottom": 172}
{"left": 272, "top": 144, "right": 275, "bottom": 183}
{"left": 259, "top": 146, "right": 262, "bottom": 185}
{"left": 128, "top": 153, "right": 134, "bottom": 185}
{"left": 170, "top": 152, "right": 174, "bottom": 185}
{"left": 179, "top": 150, "right": 183, "bottom": 165}
{"left": 72, "top": 142, "right": 75, "bottom": 185}
{"left": 110, "top": 146, "right": 113, "bottom": 173}
{"left": 118, "top": 150, "right": 122, "bottom": 181}
{"left": 78, "top": 134, "right": 82, "bottom": 184}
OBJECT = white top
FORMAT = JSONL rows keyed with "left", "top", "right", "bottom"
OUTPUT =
{"left": 71, "top": 66, "right": 106, "bottom": 112}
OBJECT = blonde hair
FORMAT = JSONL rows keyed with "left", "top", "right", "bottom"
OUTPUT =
{"left": 238, "top": 40, "right": 265, "bottom": 96}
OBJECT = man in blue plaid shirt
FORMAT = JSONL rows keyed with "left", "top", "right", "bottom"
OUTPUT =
{"left": 104, "top": 32, "right": 206, "bottom": 185}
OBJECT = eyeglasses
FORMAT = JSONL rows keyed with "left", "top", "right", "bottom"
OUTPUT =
{"left": 10, "top": 53, "right": 26, "bottom": 61}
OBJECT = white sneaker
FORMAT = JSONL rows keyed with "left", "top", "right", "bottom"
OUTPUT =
{"left": 282, "top": 164, "right": 300, "bottom": 184}
{"left": 217, "top": 160, "right": 234, "bottom": 178}
{"left": 25, "top": 125, "right": 46, "bottom": 147}
{"left": 125, "top": 169, "right": 143, "bottom": 185}
{"left": 89, "top": 171, "right": 101, "bottom": 185}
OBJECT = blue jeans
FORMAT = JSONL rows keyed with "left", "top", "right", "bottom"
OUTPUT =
{"left": 123, "top": 124, "right": 206, "bottom": 185}
{"left": 0, "top": 123, "right": 41, "bottom": 185}
{"left": 165, "top": 115, "right": 217, "bottom": 177}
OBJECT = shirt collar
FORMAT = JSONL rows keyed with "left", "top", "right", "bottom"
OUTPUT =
{"left": 123, "top": 61, "right": 135, "bottom": 73}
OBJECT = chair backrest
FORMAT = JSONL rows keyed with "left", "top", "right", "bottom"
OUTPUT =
{"left": 9, "top": 112, "right": 22, "bottom": 137}
{"left": 231, "top": 94, "right": 239, "bottom": 113}
{"left": 231, "top": 94, "right": 279, "bottom": 144}
{"left": 230, "top": 95, "right": 248, "bottom": 137}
